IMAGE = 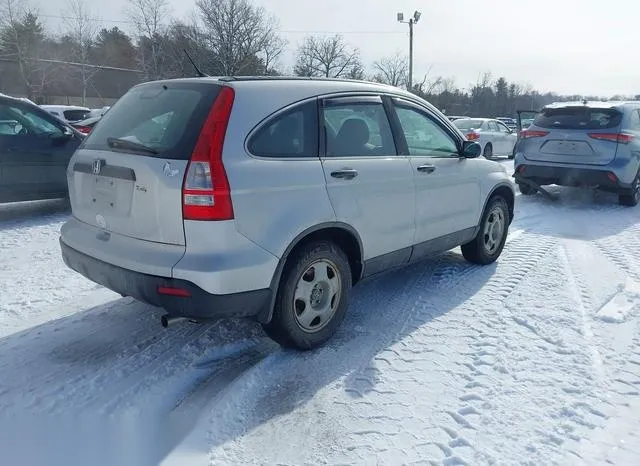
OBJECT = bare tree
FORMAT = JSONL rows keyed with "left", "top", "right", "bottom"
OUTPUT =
{"left": 64, "top": 0, "right": 98, "bottom": 105}
{"left": 293, "top": 34, "right": 360, "bottom": 78}
{"left": 0, "top": 0, "right": 49, "bottom": 99}
{"left": 372, "top": 53, "right": 408, "bottom": 88}
{"left": 196, "top": 0, "right": 284, "bottom": 76}
{"left": 126, "top": 0, "right": 170, "bottom": 80}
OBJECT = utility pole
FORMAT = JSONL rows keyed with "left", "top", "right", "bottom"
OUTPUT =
{"left": 397, "top": 10, "right": 422, "bottom": 92}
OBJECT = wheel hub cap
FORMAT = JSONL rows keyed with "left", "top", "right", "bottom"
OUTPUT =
{"left": 293, "top": 259, "right": 342, "bottom": 333}
{"left": 483, "top": 207, "right": 505, "bottom": 255}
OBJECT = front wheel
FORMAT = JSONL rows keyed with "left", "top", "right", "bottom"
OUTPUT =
{"left": 462, "top": 196, "right": 510, "bottom": 265}
{"left": 263, "top": 241, "right": 352, "bottom": 350}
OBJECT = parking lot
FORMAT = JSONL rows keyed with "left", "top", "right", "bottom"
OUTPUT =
{"left": 1, "top": 160, "right": 640, "bottom": 465}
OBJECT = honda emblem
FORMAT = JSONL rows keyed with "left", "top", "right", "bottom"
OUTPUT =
{"left": 92, "top": 159, "right": 103, "bottom": 175}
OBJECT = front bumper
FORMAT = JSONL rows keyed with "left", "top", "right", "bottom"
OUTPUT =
{"left": 60, "top": 238, "right": 271, "bottom": 321}
{"left": 513, "top": 164, "right": 627, "bottom": 191}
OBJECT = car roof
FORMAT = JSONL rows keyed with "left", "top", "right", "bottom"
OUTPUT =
{"left": 135, "top": 75, "right": 410, "bottom": 97}
{"left": 544, "top": 100, "right": 640, "bottom": 110}
{"left": 41, "top": 104, "right": 90, "bottom": 110}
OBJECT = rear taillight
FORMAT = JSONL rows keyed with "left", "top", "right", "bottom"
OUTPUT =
{"left": 587, "top": 133, "right": 634, "bottom": 144}
{"left": 75, "top": 126, "right": 92, "bottom": 134}
{"left": 519, "top": 130, "right": 549, "bottom": 139}
{"left": 466, "top": 132, "right": 479, "bottom": 141}
{"left": 182, "top": 86, "right": 235, "bottom": 221}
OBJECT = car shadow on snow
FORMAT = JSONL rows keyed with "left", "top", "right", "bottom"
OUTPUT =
{"left": 511, "top": 186, "right": 640, "bottom": 241}
{"left": 0, "top": 248, "right": 495, "bottom": 464}
{"left": 0, "top": 198, "right": 70, "bottom": 231}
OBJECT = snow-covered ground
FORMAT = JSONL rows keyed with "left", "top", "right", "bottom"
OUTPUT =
{"left": 2, "top": 162, "right": 640, "bottom": 465}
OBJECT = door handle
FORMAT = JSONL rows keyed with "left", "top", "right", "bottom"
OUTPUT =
{"left": 330, "top": 169, "right": 358, "bottom": 180}
{"left": 417, "top": 164, "right": 436, "bottom": 174}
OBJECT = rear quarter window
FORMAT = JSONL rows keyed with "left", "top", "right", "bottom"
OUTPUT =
{"left": 247, "top": 100, "right": 318, "bottom": 158}
{"left": 82, "top": 82, "right": 221, "bottom": 160}
{"left": 534, "top": 107, "right": 623, "bottom": 130}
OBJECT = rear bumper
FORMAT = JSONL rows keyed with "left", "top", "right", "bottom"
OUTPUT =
{"left": 513, "top": 164, "right": 628, "bottom": 191}
{"left": 60, "top": 238, "right": 271, "bottom": 321}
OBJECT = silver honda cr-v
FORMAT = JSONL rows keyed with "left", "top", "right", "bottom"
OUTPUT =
{"left": 514, "top": 101, "right": 640, "bottom": 206}
{"left": 60, "top": 76, "right": 515, "bottom": 350}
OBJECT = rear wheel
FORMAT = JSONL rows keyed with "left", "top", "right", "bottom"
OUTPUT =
{"left": 619, "top": 173, "right": 640, "bottom": 207}
{"left": 462, "top": 195, "right": 510, "bottom": 265}
{"left": 483, "top": 143, "right": 493, "bottom": 159}
{"left": 263, "top": 241, "right": 351, "bottom": 350}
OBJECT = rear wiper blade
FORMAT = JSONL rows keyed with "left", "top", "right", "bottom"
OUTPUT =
{"left": 107, "top": 137, "right": 158, "bottom": 155}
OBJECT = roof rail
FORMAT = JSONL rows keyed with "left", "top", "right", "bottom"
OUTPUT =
{"left": 216, "top": 75, "right": 390, "bottom": 86}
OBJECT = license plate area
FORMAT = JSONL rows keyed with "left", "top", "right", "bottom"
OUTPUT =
{"left": 88, "top": 175, "right": 133, "bottom": 215}
{"left": 541, "top": 140, "right": 592, "bottom": 155}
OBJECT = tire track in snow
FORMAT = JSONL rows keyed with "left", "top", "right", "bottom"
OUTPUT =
{"left": 333, "top": 230, "right": 558, "bottom": 465}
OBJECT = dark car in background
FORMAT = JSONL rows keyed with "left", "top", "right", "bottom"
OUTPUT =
{"left": 0, "top": 94, "right": 84, "bottom": 203}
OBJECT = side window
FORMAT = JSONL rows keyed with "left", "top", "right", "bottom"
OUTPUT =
{"left": 0, "top": 104, "right": 63, "bottom": 137}
{"left": 248, "top": 100, "right": 318, "bottom": 158}
{"left": 323, "top": 99, "right": 396, "bottom": 157}
{"left": 487, "top": 121, "right": 500, "bottom": 132}
{"left": 394, "top": 105, "right": 459, "bottom": 157}
{"left": 496, "top": 122, "right": 511, "bottom": 133}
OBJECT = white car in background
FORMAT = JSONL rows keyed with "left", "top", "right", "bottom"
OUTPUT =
{"left": 40, "top": 105, "right": 91, "bottom": 124}
{"left": 453, "top": 117, "right": 517, "bottom": 159}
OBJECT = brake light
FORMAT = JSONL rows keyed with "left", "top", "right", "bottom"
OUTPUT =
{"left": 75, "top": 125, "right": 92, "bottom": 134}
{"left": 520, "top": 130, "right": 549, "bottom": 139}
{"left": 466, "top": 132, "right": 479, "bottom": 141}
{"left": 182, "top": 86, "right": 235, "bottom": 221}
{"left": 587, "top": 133, "right": 634, "bottom": 144}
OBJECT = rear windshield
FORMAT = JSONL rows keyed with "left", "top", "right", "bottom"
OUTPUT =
{"left": 454, "top": 119, "right": 485, "bottom": 130}
{"left": 534, "top": 107, "right": 623, "bottom": 130}
{"left": 82, "top": 82, "right": 221, "bottom": 159}
{"left": 64, "top": 109, "right": 90, "bottom": 121}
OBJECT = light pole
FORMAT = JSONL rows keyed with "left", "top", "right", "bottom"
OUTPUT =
{"left": 397, "top": 10, "right": 421, "bottom": 92}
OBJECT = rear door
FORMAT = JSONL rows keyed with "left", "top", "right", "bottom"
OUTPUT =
{"left": 319, "top": 94, "right": 416, "bottom": 266}
{"left": 0, "top": 100, "right": 77, "bottom": 201}
{"left": 68, "top": 81, "right": 222, "bottom": 246}
{"left": 389, "top": 97, "right": 482, "bottom": 244}
{"left": 522, "top": 106, "right": 623, "bottom": 165}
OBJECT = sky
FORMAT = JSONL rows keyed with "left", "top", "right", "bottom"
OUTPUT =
{"left": 37, "top": 0, "right": 640, "bottom": 97}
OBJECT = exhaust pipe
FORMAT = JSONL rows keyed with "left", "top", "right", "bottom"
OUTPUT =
{"left": 161, "top": 314, "right": 189, "bottom": 328}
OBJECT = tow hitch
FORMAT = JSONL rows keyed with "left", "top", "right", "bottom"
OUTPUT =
{"left": 513, "top": 173, "right": 557, "bottom": 201}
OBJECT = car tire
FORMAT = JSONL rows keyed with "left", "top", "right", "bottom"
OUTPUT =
{"left": 619, "top": 173, "right": 640, "bottom": 207}
{"left": 483, "top": 143, "right": 493, "bottom": 159}
{"left": 517, "top": 182, "right": 537, "bottom": 195}
{"left": 461, "top": 195, "right": 510, "bottom": 265}
{"left": 263, "top": 240, "right": 352, "bottom": 350}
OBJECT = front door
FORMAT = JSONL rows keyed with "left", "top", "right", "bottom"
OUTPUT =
{"left": 0, "top": 101, "right": 76, "bottom": 202}
{"left": 319, "top": 95, "right": 416, "bottom": 272}
{"left": 389, "top": 97, "right": 483, "bottom": 248}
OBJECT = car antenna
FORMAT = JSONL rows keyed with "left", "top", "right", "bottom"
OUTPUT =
{"left": 183, "top": 49, "right": 208, "bottom": 78}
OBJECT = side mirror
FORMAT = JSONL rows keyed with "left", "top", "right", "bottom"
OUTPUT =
{"left": 460, "top": 140, "right": 481, "bottom": 158}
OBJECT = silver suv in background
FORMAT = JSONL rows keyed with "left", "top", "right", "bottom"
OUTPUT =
{"left": 514, "top": 101, "right": 640, "bottom": 206}
{"left": 60, "top": 77, "right": 515, "bottom": 350}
